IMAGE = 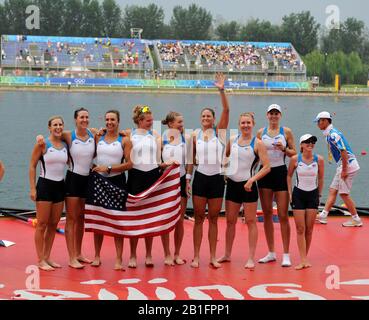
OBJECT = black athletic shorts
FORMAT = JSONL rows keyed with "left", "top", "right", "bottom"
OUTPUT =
{"left": 180, "top": 175, "right": 188, "bottom": 199}
{"left": 65, "top": 171, "right": 90, "bottom": 198}
{"left": 258, "top": 165, "right": 288, "bottom": 192}
{"left": 291, "top": 187, "right": 319, "bottom": 210}
{"left": 106, "top": 173, "right": 127, "bottom": 190}
{"left": 36, "top": 177, "right": 65, "bottom": 203}
{"left": 192, "top": 171, "right": 225, "bottom": 199}
{"left": 226, "top": 178, "right": 259, "bottom": 204}
{"left": 128, "top": 168, "right": 161, "bottom": 195}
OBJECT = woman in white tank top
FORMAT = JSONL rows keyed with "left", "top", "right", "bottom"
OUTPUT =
{"left": 191, "top": 73, "right": 230, "bottom": 269}
{"left": 218, "top": 113, "right": 270, "bottom": 269}
{"left": 287, "top": 134, "right": 324, "bottom": 270}
{"left": 36, "top": 108, "right": 99, "bottom": 269}
{"left": 162, "top": 111, "right": 192, "bottom": 265}
{"left": 91, "top": 110, "right": 133, "bottom": 270}
{"left": 126, "top": 106, "right": 172, "bottom": 268}
{"left": 256, "top": 104, "right": 297, "bottom": 267}
{"left": 29, "top": 116, "right": 68, "bottom": 271}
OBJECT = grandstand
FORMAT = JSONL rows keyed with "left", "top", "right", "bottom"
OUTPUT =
{"left": 0, "top": 34, "right": 307, "bottom": 88}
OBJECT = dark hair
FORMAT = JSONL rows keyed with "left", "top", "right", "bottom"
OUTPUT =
{"left": 162, "top": 111, "right": 182, "bottom": 126}
{"left": 105, "top": 110, "right": 120, "bottom": 122}
{"left": 74, "top": 107, "right": 89, "bottom": 119}
{"left": 201, "top": 108, "right": 215, "bottom": 117}
{"left": 327, "top": 119, "right": 332, "bottom": 124}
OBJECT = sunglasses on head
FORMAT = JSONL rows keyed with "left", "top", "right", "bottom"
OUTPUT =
{"left": 140, "top": 106, "right": 151, "bottom": 114}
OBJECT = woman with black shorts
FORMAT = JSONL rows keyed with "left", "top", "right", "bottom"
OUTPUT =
{"left": 91, "top": 110, "right": 133, "bottom": 270}
{"left": 287, "top": 134, "right": 324, "bottom": 270}
{"left": 162, "top": 111, "right": 192, "bottom": 265}
{"left": 127, "top": 106, "right": 171, "bottom": 268}
{"left": 257, "top": 104, "right": 297, "bottom": 267}
{"left": 29, "top": 116, "right": 68, "bottom": 271}
{"left": 218, "top": 113, "right": 270, "bottom": 269}
{"left": 191, "top": 73, "right": 230, "bottom": 269}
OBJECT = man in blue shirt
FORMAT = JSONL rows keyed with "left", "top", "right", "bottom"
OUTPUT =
{"left": 315, "top": 112, "right": 363, "bottom": 227}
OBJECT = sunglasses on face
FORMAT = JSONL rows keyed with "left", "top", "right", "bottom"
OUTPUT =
{"left": 303, "top": 140, "right": 316, "bottom": 145}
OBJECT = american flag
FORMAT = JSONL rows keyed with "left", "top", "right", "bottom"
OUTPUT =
{"left": 84, "top": 165, "right": 181, "bottom": 238}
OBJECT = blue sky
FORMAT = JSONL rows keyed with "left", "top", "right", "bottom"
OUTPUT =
{"left": 115, "top": 0, "right": 369, "bottom": 26}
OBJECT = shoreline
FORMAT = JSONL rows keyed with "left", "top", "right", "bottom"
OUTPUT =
{"left": 1, "top": 85, "right": 369, "bottom": 96}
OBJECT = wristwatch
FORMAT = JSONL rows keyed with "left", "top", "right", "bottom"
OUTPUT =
{"left": 107, "top": 166, "right": 112, "bottom": 174}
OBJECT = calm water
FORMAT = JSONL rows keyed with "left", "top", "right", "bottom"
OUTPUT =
{"left": 0, "top": 90, "right": 368, "bottom": 209}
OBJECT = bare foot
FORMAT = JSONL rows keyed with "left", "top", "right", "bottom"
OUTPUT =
{"left": 217, "top": 256, "right": 231, "bottom": 264}
{"left": 145, "top": 257, "right": 154, "bottom": 268}
{"left": 91, "top": 258, "right": 101, "bottom": 267}
{"left": 47, "top": 260, "right": 61, "bottom": 268}
{"left": 69, "top": 259, "right": 85, "bottom": 269}
{"left": 209, "top": 260, "right": 222, "bottom": 269}
{"left": 295, "top": 263, "right": 305, "bottom": 270}
{"left": 38, "top": 261, "right": 55, "bottom": 271}
{"left": 114, "top": 259, "right": 125, "bottom": 271}
{"left": 304, "top": 262, "right": 312, "bottom": 269}
{"left": 164, "top": 256, "right": 175, "bottom": 266}
{"left": 245, "top": 260, "right": 255, "bottom": 270}
{"left": 128, "top": 257, "right": 137, "bottom": 269}
{"left": 191, "top": 259, "right": 200, "bottom": 268}
{"left": 174, "top": 257, "right": 186, "bottom": 265}
{"left": 77, "top": 256, "right": 92, "bottom": 264}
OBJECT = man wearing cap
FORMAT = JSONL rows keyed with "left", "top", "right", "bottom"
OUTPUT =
{"left": 315, "top": 112, "right": 363, "bottom": 227}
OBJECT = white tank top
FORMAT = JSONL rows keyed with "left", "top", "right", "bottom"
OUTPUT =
{"left": 96, "top": 135, "right": 124, "bottom": 177}
{"left": 162, "top": 132, "right": 186, "bottom": 177}
{"left": 131, "top": 129, "right": 159, "bottom": 172}
{"left": 261, "top": 127, "right": 287, "bottom": 168}
{"left": 196, "top": 129, "right": 224, "bottom": 176}
{"left": 69, "top": 130, "right": 95, "bottom": 176}
{"left": 227, "top": 136, "right": 259, "bottom": 182}
{"left": 40, "top": 139, "right": 68, "bottom": 181}
{"left": 295, "top": 154, "right": 319, "bottom": 192}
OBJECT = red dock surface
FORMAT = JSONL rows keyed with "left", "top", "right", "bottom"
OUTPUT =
{"left": 1, "top": 217, "right": 369, "bottom": 300}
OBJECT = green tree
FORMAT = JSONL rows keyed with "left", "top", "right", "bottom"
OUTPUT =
{"left": 170, "top": 4, "right": 213, "bottom": 40}
{"left": 239, "top": 19, "right": 281, "bottom": 42}
{"left": 346, "top": 52, "right": 364, "bottom": 84}
{"left": 101, "top": 0, "right": 122, "bottom": 38}
{"left": 62, "top": 0, "right": 83, "bottom": 36}
{"left": 80, "top": 0, "right": 103, "bottom": 37}
{"left": 280, "top": 11, "right": 320, "bottom": 55}
{"left": 321, "top": 28, "right": 342, "bottom": 54}
{"left": 215, "top": 21, "right": 240, "bottom": 41}
{"left": 0, "top": 3, "right": 9, "bottom": 36}
{"left": 302, "top": 50, "right": 325, "bottom": 78}
{"left": 34, "top": 0, "right": 65, "bottom": 36}
{"left": 341, "top": 18, "right": 365, "bottom": 55}
{"left": 3, "top": 0, "right": 32, "bottom": 35}
{"left": 122, "top": 3, "right": 165, "bottom": 39}
{"left": 326, "top": 51, "right": 347, "bottom": 84}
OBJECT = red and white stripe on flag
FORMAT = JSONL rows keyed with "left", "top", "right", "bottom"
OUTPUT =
{"left": 84, "top": 165, "right": 181, "bottom": 238}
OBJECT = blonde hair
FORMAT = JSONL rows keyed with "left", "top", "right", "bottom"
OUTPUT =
{"left": 132, "top": 105, "right": 152, "bottom": 125}
{"left": 162, "top": 111, "right": 182, "bottom": 126}
{"left": 239, "top": 112, "right": 255, "bottom": 125}
{"left": 48, "top": 116, "right": 64, "bottom": 127}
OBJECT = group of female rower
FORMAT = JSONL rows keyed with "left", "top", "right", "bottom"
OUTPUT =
{"left": 29, "top": 73, "right": 324, "bottom": 272}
